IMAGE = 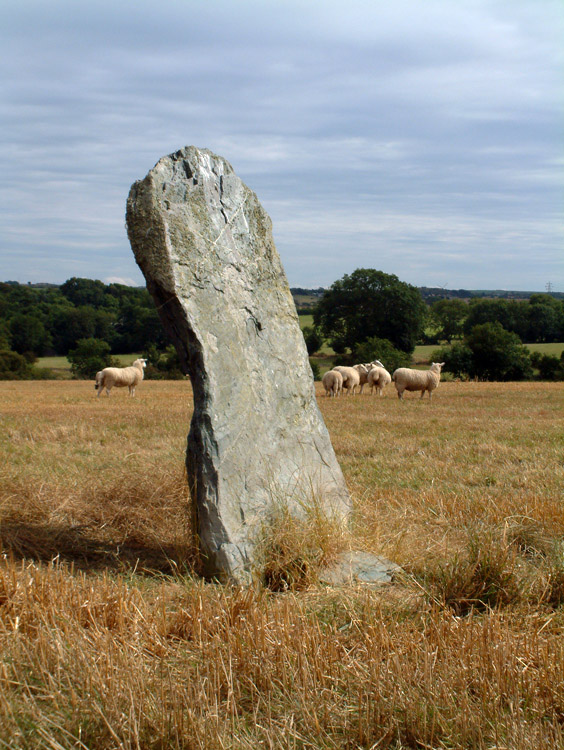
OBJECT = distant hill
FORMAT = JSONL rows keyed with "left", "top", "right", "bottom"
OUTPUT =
{"left": 4, "top": 280, "right": 561, "bottom": 301}
{"left": 291, "top": 286, "right": 564, "bottom": 305}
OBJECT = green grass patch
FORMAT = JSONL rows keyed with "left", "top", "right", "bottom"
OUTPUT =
{"left": 412, "top": 345, "right": 440, "bottom": 364}
{"left": 37, "top": 356, "right": 71, "bottom": 370}
{"left": 414, "top": 342, "right": 564, "bottom": 366}
{"left": 37, "top": 353, "right": 143, "bottom": 373}
{"left": 299, "top": 315, "right": 336, "bottom": 356}
{"left": 309, "top": 354, "right": 335, "bottom": 376}
{"left": 526, "top": 342, "right": 564, "bottom": 357}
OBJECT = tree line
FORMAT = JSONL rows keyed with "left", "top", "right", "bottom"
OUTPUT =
{"left": 0, "top": 278, "right": 180, "bottom": 379}
{"left": 303, "top": 269, "right": 564, "bottom": 381}
{"left": 1, "top": 273, "right": 563, "bottom": 381}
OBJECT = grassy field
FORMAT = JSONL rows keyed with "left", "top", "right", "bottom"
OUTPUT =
{"left": 37, "top": 338, "right": 564, "bottom": 377}
{"left": 299, "top": 314, "right": 314, "bottom": 329}
{"left": 526, "top": 342, "right": 564, "bottom": 356}
{"left": 37, "top": 353, "right": 143, "bottom": 376}
{"left": 414, "top": 341, "right": 564, "bottom": 362}
{"left": 1, "top": 379, "right": 564, "bottom": 748}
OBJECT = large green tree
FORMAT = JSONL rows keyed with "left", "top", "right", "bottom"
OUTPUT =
{"left": 436, "top": 322, "right": 532, "bottom": 381}
{"left": 462, "top": 296, "right": 564, "bottom": 344}
{"left": 0, "top": 349, "right": 34, "bottom": 380}
{"left": 114, "top": 301, "right": 166, "bottom": 352}
{"left": 49, "top": 306, "right": 98, "bottom": 355}
{"left": 429, "top": 298, "right": 468, "bottom": 342}
{"left": 302, "top": 326, "right": 323, "bottom": 355}
{"left": 9, "top": 314, "right": 51, "bottom": 356}
{"left": 60, "top": 277, "right": 107, "bottom": 308}
{"left": 526, "top": 294, "right": 564, "bottom": 343}
{"left": 314, "top": 269, "right": 426, "bottom": 354}
{"left": 466, "top": 323, "right": 533, "bottom": 380}
{"left": 354, "top": 337, "right": 411, "bottom": 373}
{"left": 67, "top": 338, "right": 117, "bottom": 379}
{"left": 463, "top": 299, "right": 527, "bottom": 340}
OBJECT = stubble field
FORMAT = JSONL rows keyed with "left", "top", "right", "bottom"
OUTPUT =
{"left": 1, "top": 379, "right": 563, "bottom": 749}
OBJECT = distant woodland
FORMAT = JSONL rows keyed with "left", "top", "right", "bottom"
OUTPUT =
{"left": 1, "top": 275, "right": 563, "bottom": 381}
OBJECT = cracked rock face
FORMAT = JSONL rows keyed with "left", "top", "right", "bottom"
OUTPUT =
{"left": 126, "top": 146, "right": 351, "bottom": 582}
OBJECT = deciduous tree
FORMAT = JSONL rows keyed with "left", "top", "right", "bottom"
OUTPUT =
{"left": 67, "top": 338, "right": 117, "bottom": 379}
{"left": 314, "top": 269, "right": 426, "bottom": 354}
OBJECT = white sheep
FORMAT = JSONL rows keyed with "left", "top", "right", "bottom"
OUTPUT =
{"left": 392, "top": 362, "right": 445, "bottom": 400}
{"left": 332, "top": 366, "right": 361, "bottom": 395}
{"left": 322, "top": 369, "right": 343, "bottom": 397}
{"left": 95, "top": 358, "right": 147, "bottom": 397}
{"left": 353, "top": 363, "right": 373, "bottom": 393}
{"left": 367, "top": 365, "right": 392, "bottom": 396}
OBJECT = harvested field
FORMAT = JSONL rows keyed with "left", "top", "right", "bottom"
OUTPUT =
{"left": 1, "top": 380, "right": 563, "bottom": 748}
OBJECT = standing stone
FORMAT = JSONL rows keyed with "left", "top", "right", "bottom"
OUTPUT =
{"left": 126, "top": 146, "right": 351, "bottom": 582}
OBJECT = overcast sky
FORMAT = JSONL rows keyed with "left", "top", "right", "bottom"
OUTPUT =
{"left": 1, "top": 0, "right": 562, "bottom": 291}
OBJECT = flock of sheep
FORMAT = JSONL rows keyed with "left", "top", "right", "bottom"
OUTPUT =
{"left": 322, "top": 361, "right": 445, "bottom": 400}
{"left": 92, "top": 356, "right": 445, "bottom": 402}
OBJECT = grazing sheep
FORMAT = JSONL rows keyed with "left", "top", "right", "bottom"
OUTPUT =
{"left": 392, "top": 362, "right": 445, "bottom": 400}
{"left": 322, "top": 369, "right": 343, "bottom": 397}
{"left": 95, "top": 358, "right": 147, "bottom": 397}
{"left": 333, "top": 366, "right": 361, "bottom": 395}
{"left": 367, "top": 366, "right": 392, "bottom": 396}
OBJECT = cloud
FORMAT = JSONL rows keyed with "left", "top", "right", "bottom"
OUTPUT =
{"left": 0, "top": 0, "right": 562, "bottom": 290}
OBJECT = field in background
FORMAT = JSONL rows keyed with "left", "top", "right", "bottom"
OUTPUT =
{"left": 527, "top": 342, "right": 564, "bottom": 356}
{"left": 37, "top": 327, "right": 564, "bottom": 378}
{"left": 297, "top": 317, "right": 564, "bottom": 366}
{"left": 1, "top": 380, "right": 564, "bottom": 748}
{"left": 37, "top": 353, "right": 143, "bottom": 377}
{"left": 298, "top": 313, "right": 314, "bottom": 328}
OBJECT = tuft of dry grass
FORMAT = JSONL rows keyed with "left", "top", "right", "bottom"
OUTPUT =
{"left": 255, "top": 498, "right": 348, "bottom": 591}
{"left": 1, "top": 379, "right": 564, "bottom": 748}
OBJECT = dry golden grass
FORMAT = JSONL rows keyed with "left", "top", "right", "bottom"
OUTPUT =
{"left": 1, "top": 379, "right": 564, "bottom": 748}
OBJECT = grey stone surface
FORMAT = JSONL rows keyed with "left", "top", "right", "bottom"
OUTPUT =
{"left": 319, "top": 551, "right": 401, "bottom": 586}
{"left": 126, "top": 146, "right": 352, "bottom": 582}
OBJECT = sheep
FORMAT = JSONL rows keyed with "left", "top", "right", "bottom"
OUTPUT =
{"left": 392, "top": 362, "right": 445, "bottom": 400}
{"left": 322, "top": 369, "right": 343, "bottom": 397}
{"left": 369, "top": 359, "right": 385, "bottom": 369}
{"left": 352, "top": 362, "right": 388, "bottom": 393}
{"left": 332, "top": 366, "right": 361, "bottom": 395}
{"left": 95, "top": 358, "right": 147, "bottom": 397}
{"left": 353, "top": 363, "right": 373, "bottom": 393}
{"left": 367, "top": 365, "right": 392, "bottom": 396}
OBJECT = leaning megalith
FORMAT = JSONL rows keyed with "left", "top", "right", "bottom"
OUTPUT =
{"left": 126, "top": 146, "right": 351, "bottom": 582}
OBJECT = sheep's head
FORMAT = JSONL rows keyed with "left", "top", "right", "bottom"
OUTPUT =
{"left": 430, "top": 362, "right": 445, "bottom": 372}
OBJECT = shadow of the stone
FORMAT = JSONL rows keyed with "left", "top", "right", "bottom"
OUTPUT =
{"left": 0, "top": 522, "right": 197, "bottom": 577}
